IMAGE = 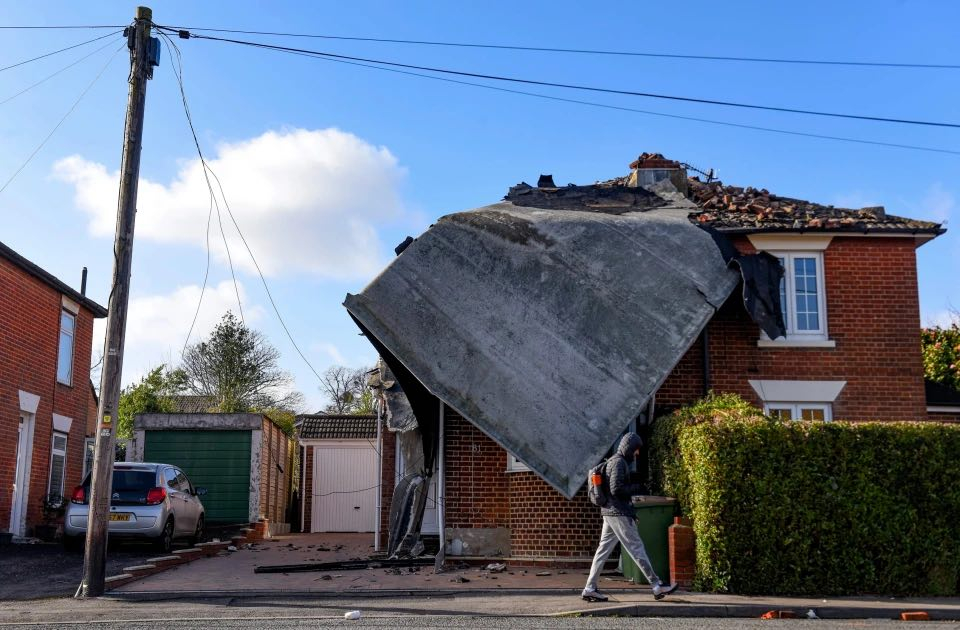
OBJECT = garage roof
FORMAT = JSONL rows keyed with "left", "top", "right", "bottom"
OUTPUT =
{"left": 297, "top": 414, "right": 378, "bottom": 440}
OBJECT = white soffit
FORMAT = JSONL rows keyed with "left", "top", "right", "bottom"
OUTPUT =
{"left": 18, "top": 390, "right": 40, "bottom": 414}
{"left": 749, "top": 379, "right": 846, "bottom": 402}
{"left": 747, "top": 234, "right": 833, "bottom": 251}
{"left": 52, "top": 414, "right": 73, "bottom": 433}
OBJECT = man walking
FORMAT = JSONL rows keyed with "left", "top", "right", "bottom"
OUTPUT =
{"left": 582, "top": 432, "right": 678, "bottom": 602}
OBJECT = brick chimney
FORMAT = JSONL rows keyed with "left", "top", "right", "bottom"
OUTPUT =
{"left": 627, "top": 153, "right": 687, "bottom": 194}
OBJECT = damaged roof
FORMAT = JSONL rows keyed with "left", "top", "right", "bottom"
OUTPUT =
{"left": 345, "top": 182, "right": 740, "bottom": 498}
{"left": 687, "top": 177, "right": 944, "bottom": 236}
{"left": 297, "top": 414, "right": 378, "bottom": 440}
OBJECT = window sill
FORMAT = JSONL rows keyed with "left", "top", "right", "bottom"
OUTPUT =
{"left": 757, "top": 338, "right": 836, "bottom": 349}
{"left": 504, "top": 467, "right": 531, "bottom": 474}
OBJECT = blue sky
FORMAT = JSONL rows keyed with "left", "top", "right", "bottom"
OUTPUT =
{"left": 2, "top": 1, "right": 957, "bottom": 412}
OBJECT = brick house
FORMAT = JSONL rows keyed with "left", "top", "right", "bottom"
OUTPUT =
{"left": 1, "top": 240, "right": 106, "bottom": 538}
{"left": 348, "top": 155, "right": 945, "bottom": 561}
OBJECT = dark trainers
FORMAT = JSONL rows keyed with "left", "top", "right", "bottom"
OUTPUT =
{"left": 653, "top": 582, "right": 679, "bottom": 600}
{"left": 581, "top": 588, "right": 609, "bottom": 602}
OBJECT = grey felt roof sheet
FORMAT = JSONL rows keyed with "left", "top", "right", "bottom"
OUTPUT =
{"left": 344, "top": 197, "right": 740, "bottom": 498}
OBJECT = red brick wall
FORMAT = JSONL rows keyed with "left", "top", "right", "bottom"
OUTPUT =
{"left": 508, "top": 472, "right": 602, "bottom": 557}
{"left": 302, "top": 444, "right": 314, "bottom": 532}
{"left": 442, "top": 411, "right": 510, "bottom": 530}
{"left": 929, "top": 411, "right": 960, "bottom": 423}
{"left": 661, "top": 236, "right": 928, "bottom": 421}
{"left": 442, "top": 409, "right": 602, "bottom": 557}
{"left": 378, "top": 419, "right": 395, "bottom": 549}
{"left": 0, "top": 256, "right": 97, "bottom": 535}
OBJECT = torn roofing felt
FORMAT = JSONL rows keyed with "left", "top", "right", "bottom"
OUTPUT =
{"left": 344, "top": 182, "right": 742, "bottom": 499}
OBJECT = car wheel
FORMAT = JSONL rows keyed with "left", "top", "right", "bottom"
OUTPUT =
{"left": 155, "top": 518, "right": 174, "bottom": 553}
{"left": 190, "top": 515, "right": 204, "bottom": 547}
{"left": 63, "top": 535, "right": 83, "bottom": 552}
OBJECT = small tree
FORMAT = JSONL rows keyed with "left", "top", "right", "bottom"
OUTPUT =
{"left": 117, "top": 365, "right": 186, "bottom": 438}
{"left": 320, "top": 365, "right": 375, "bottom": 414}
{"left": 922, "top": 313, "right": 960, "bottom": 391}
{"left": 180, "top": 312, "right": 303, "bottom": 413}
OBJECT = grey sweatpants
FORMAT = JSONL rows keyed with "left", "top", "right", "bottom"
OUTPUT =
{"left": 584, "top": 515, "right": 660, "bottom": 591}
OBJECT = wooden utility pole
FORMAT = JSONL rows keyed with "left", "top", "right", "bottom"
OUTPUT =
{"left": 81, "top": 6, "right": 155, "bottom": 598}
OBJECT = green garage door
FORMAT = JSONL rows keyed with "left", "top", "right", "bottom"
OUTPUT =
{"left": 144, "top": 430, "right": 251, "bottom": 524}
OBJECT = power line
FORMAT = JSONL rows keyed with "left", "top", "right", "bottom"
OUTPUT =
{"left": 0, "top": 44, "right": 124, "bottom": 196}
{"left": 1, "top": 36, "right": 121, "bottom": 106}
{"left": 164, "top": 30, "right": 960, "bottom": 130}
{"left": 0, "top": 25, "right": 123, "bottom": 30}
{"left": 156, "top": 25, "right": 960, "bottom": 70}
{"left": 0, "top": 30, "right": 121, "bottom": 73}
{"left": 160, "top": 33, "right": 246, "bottom": 346}
{"left": 205, "top": 37, "right": 960, "bottom": 157}
{"left": 157, "top": 33, "right": 326, "bottom": 385}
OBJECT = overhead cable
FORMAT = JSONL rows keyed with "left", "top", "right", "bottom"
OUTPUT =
{"left": 157, "top": 25, "right": 960, "bottom": 70}
{"left": 0, "top": 30, "right": 121, "bottom": 73}
{"left": 162, "top": 30, "right": 960, "bottom": 130}
{"left": 1, "top": 36, "right": 121, "bottom": 106}
{"left": 193, "top": 36, "right": 960, "bottom": 156}
{"left": 0, "top": 44, "right": 124, "bottom": 196}
{"left": 159, "top": 33, "right": 245, "bottom": 345}
{"left": 158, "top": 33, "right": 326, "bottom": 384}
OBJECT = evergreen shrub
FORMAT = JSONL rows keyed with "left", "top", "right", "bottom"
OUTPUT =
{"left": 650, "top": 394, "right": 960, "bottom": 595}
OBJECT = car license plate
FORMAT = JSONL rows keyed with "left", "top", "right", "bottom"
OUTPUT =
{"left": 109, "top": 513, "right": 131, "bottom": 522}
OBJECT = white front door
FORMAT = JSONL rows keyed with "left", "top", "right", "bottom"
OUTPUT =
{"left": 10, "top": 414, "right": 34, "bottom": 537}
{"left": 312, "top": 441, "right": 379, "bottom": 532}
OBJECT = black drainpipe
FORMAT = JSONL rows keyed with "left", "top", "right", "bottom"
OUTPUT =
{"left": 701, "top": 328, "right": 711, "bottom": 397}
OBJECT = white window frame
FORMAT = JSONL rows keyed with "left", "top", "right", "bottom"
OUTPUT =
{"left": 82, "top": 437, "right": 95, "bottom": 479}
{"left": 48, "top": 431, "right": 68, "bottom": 497}
{"left": 57, "top": 309, "right": 76, "bottom": 386}
{"left": 506, "top": 452, "right": 530, "bottom": 473}
{"left": 764, "top": 402, "right": 833, "bottom": 422}
{"left": 768, "top": 251, "right": 827, "bottom": 341}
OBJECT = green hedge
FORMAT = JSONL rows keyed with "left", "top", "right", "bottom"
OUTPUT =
{"left": 650, "top": 394, "right": 960, "bottom": 596}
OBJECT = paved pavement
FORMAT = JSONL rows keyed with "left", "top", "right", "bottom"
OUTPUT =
{"left": 97, "top": 532, "right": 960, "bottom": 620}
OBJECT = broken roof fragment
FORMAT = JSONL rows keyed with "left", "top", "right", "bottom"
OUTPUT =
{"left": 345, "top": 172, "right": 739, "bottom": 498}
{"left": 344, "top": 154, "right": 943, "bottom": 499}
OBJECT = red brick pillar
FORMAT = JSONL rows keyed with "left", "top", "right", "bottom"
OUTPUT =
{"left": 668, "top": 516, "right": 695, "bottom": 588}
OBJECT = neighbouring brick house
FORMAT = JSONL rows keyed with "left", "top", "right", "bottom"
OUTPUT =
{"left": 1, "top": 241, "right": 106, "bottom": 538}
{"left": 352, "top": 155, "right": 945, "bottom": 562}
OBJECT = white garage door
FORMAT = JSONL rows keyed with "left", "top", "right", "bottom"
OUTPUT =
{"left": 312, "top": 440, "right": 379, "bottom": 532}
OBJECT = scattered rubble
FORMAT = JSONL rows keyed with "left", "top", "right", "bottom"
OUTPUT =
{"left": 485, "top": 563, "right": 507, "bottom": 573}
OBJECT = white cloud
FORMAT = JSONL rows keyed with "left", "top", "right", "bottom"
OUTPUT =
{"left": 56, "top": 128, "right": 406, "bottom": 280}
{"left": 92, "top": 281, "right": 264, "bottom": 386}
{"left": 314, "top": 342, "right": 347, "bottom": 365}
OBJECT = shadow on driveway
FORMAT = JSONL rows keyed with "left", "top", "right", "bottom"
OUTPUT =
{"left": 0, "top": 541, "right": 160, "bottom": 599}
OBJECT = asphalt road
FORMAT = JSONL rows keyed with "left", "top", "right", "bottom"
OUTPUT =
{"left": 2, "top": 616, "right": 958, "bottom": 629}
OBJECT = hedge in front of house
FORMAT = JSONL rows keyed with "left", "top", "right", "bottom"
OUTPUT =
{"left": 650, "top": 396, "right": 960, "bottom": 596}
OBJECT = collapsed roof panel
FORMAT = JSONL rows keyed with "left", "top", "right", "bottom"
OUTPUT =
{"left": 345, "top": 196, "right": 739, "bottom": 498}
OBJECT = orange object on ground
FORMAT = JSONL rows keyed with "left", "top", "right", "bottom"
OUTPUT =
{"left": 760, "top": 610, "right": 797, "bottom": 619}
{"left": 900, "top": 611, "right": 930, "bottom": 621}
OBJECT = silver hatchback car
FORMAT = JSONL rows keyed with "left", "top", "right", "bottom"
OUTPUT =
{"left": 64, "top": 462, "right": 206, "bottom": 553}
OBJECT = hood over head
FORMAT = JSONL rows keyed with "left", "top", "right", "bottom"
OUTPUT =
{"left": 617, "top": 432, "right": 644, "bottom": 462}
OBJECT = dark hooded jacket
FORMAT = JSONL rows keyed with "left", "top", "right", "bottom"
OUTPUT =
{"left": 600, "top": 432, "right": 644, "bottom": 518}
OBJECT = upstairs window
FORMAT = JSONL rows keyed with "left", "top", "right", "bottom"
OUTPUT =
{"left": 57, "top": 310, "right": 75, "bottom": 385}
{"left": 770, "top": 252, "right": 827, "bottom": 340}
